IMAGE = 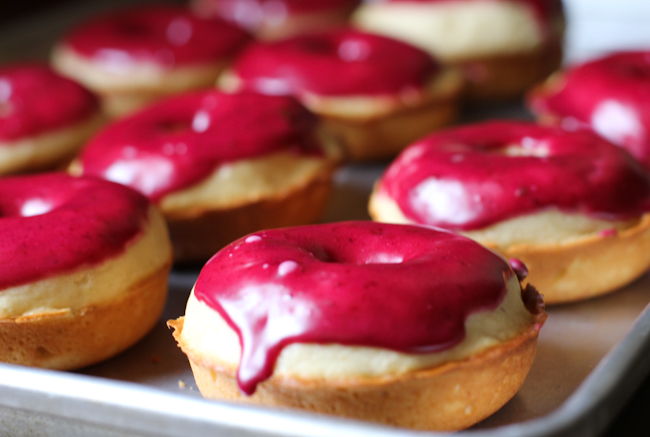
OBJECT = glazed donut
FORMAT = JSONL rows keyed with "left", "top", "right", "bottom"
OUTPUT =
{"left": 0, "top": 64, "right": 102, "bottom": 175}
{"left": 528, "top": 51, "right": 650, "bottom": 170}
{"left": 191, "top": 0, "right": 360, "bottom": 40}
{"left": 52, "top": 5, "right": 250, "bottom": 117}
{"left": 219, "top": 28, "right": 462, "bottom": 161}
{"left": 71, "top": 90, "right": 339, "bottom": 262}
{"left": 0, "top": 173, "right": 172, "bottom": 370}
{"left": 169, "top": 221, "right": 545, "bottom": 431}
{"left": 353, "top": 0, "right": 564, "bottom": 100}
{"left": 369, "top": 121, "right": 650, "bottom": 303}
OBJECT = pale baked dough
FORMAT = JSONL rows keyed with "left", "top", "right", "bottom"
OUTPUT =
{"left": 0, "top": 205, "right": 171, "bottom": 318}
{"left": 0, "top": 113, "right": 104, "bottom": 175}
{"left": 369, "top": 190, "right": 650, "bottom": 303}
{"left": 171, "top": 272, "right": 544, "bottom": 430}
{"left": 353, "top": 0, "right": 544, "bottom": 62}
{"left": 178, "top": 273, "right": 532, "bottom": 380}
{"left": 159, "top": 150, "right": 337, "bottom": 218}
{"left": 52, "top": 45, "right": 227, "bottom": 117}
{"left": 0, "top": 205, "right": 173, "bottom": 370}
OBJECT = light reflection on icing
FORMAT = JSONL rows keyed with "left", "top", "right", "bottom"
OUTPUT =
{"left": 379, "top": 121, "right": 650, "bottom": 230}
{"left": 591, "top": 100, "right": 644, "bottom": 158}
{"left": 194, "top": 221, "right": 513, "bottom": 394}
{"left": 528, "top": 51, "right": 650, "bottom": 169}
{"left": 20, "top": 199, "right": 53, "bottom": 217}
{"left": 80, "top": 91, "right": 320, "bottom": 202}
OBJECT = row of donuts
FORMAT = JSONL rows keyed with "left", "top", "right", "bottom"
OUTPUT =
{"left": 1, "top": 0, "right": 650, "bottom": 432}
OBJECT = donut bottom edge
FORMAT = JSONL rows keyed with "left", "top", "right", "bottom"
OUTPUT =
{"left": 0, "top": 262, "right": 171, "bottom": 371}
{"left": 457, "top": 41, "right": 563, "bottom": 102}
{"left": 167, "top": 176, "right": 334, "bottom": 263}
{"left": 170, "top": 317, "right": 543, "bottom": 431}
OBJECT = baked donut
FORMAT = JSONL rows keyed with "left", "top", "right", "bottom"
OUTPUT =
{"left": 191, "top": 0, "right": 360, "bottom": 40}
{"left": 0, "top": 64, "right": 102, "bottom": 175}
{"left": 528, "top": 51, "right": 650, "bottom": 170}
{"left": 52, "top": 5, "right": 250, "bottom": 118}
{"left": 169, "top": 221, "right": 545, "bottom": 431}
{"left": 369, "top": 121, "right": 650, "bottom": 304}
{"left": 71, "top": 90, "right": 339, "bottom": 262}
{"left": 0, "top": 173, "right": 172, "bottom": 370}
{"left": 353, "top": 0, "right": 564, "bottom": 101}
{"left": 219, "top": 28, "right": 462, "bottom": 161}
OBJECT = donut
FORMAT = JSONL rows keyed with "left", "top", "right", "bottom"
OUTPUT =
{"left": 191, "top": 0, "right": 360, "bottom": 40}
{"left": 528, "top": 51, "right": 650, "bottom": 170}
{"left": 219, "top": 28, "right": 462, "bottom": 161}
{"left": 169, "top": 221, "right": 545, "bottom": 431}
{"left": 52, "top": 5, "right": 250, "bottom": 117}
{"left": 0, "top": 173, "right": 172, "bottom": 370}
{"left": 369, "top": 121, "right": 650, "bottom": 303}
{"left": 0, "top": 64, "right": 102, "bottom": 175}
{"left": 353, "top": 0, "right": 564, "bottom": 101}
{"left": 71, "top": 90, "right": 339, "bottom": 262}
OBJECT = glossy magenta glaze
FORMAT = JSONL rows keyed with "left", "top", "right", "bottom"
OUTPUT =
{"left": 379, "top": 121, "right": 650, "bottom": 230}
{"left": 378, "top": 0, "right": 562, "bottom": 31}
{"left": 0, "top": 173, "right": 149, "bottom": 290}
{"left": 230, "top": 29, "right": 439, "bottom": 96}
{"left": 79, "top": 91, "right": 321, "bottom": 201}
{"left": 194, "top": 221, "right": 516, "bottom": 395}
{"left": 529, "top": 51, "right": 650, "bottom": 169}
{"left": 196, "top": 0, "right": 359, "bottom": 30}
{"left": 62, "top": 6, "right": 250, "bottom": 68}
{"left": 0, "top": 64, "right": 98, "bottom": 142}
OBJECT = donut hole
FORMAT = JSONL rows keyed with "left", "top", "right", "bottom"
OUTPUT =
{"left": 499, "top": 137, "right": 550, "bottom": 158}
{"left": 299, "top": 38, "right": 335, "bottom": 56}
{"left": 158, "top": 120, "right": 192, "bottom": 134}
{"left": 115, "top": 20, "right": 151, "bottom": 38}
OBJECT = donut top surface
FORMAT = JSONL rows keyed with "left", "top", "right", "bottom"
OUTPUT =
{"left": 194, "top": 221, "right": 521, "bottom": 394}
{"left": 230, "top": 29, "right": 439, "bottom": 96}
{"left": 374, "top": 0, "right": 562, "bottom": 25}
{"left": 61, "top": 6, "right": 250, "bottom": 68}
{"left": 0, "top": 173, "right": 150, "bottom": 290}
{"left": 79, "top": 91, "right": 322, "bottom": 201}
{"left": 0, "top": 64, "right": 98, "bottom": 142}
{"left": 208, "top": 0, "right": 358, "bottom": 14}
{"left": 378, "top": 121, "right": 650, "bottom": 230}
{"left": 529, "top": 51, "right": 650, "bottom": 168}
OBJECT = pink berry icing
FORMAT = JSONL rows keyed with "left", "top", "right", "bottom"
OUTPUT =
{"left": 0, "top": 64, "right": 98, "bottom": 142}
{"left": 0, "top": 173, "right": 149, "bottom": 290}
{"left": 61, "top": 5, "right": 250, "bottom": 68}
{"left": 194, "top": 221, "right": 519, "bottom": 394}
{"left": 229, "top": 29, "right": 439, "bottom": 97}
{"left": 79, "top": 90, "right": 321, "bottom": 202}
{"left": 378, "top": 121, "right": 650, "bottom": 230}
{"left": 529, "top": 51, "right": 650, "bottom": 169}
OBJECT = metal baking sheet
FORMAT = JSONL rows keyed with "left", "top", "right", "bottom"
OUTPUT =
{"left": 2, "top": 1, "right": 650, "bottom": 436}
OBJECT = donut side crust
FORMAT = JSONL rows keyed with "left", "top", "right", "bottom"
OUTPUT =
{"left": 52, "top": 45, "right": 229, "bottom": 117}
{"left": 0, "top": 112, "right": 104, "bottom": 176}
{"left": 320, "top": 88, "right": 460, "bottom": 161}
{"left": 456, "top": 40, "right": 563, "bottom": 101}
{"left": 169, "top": 313, "right": 544, "bottom": 431}
{"left": 166, "top": 173, "right": 334, "bottom": 262}
{"left": 369, "top": 191, "right": 650, "bottom": 304}
{"left": 0, "top": 262, "right": 171, "bottom": 371}
{"left": 493, "top": 214, "right": 650, "bottom": 304}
